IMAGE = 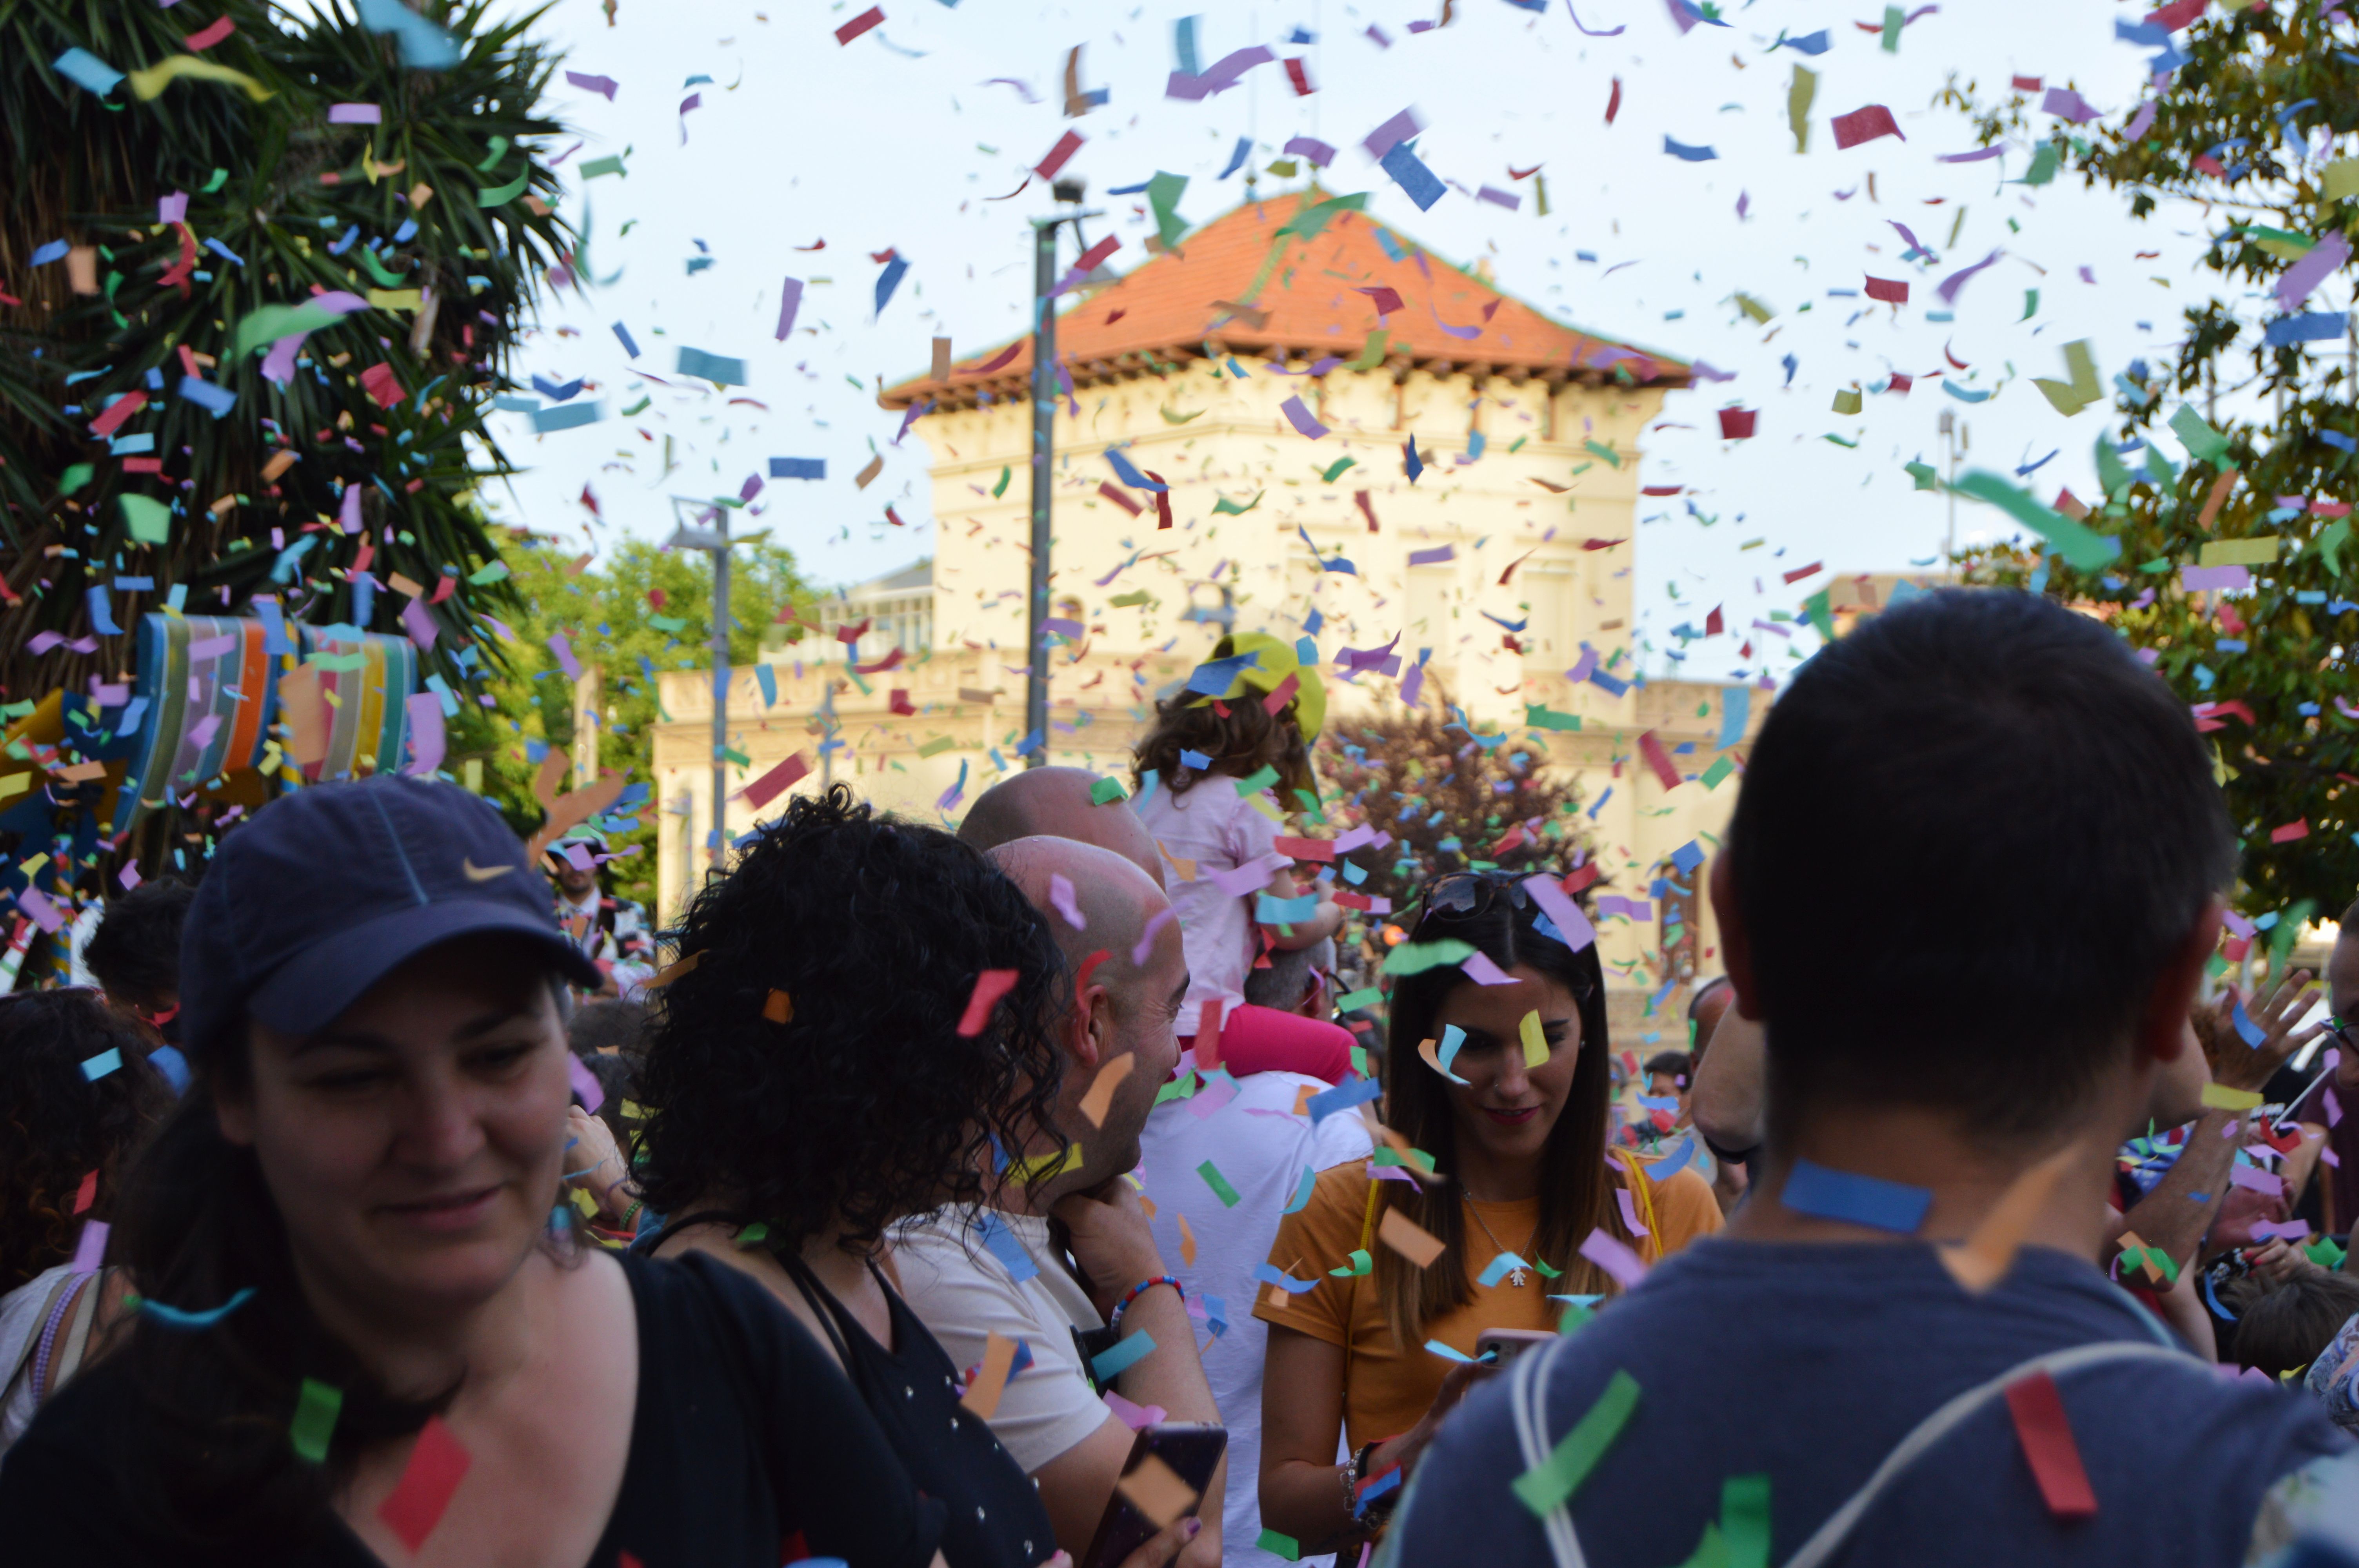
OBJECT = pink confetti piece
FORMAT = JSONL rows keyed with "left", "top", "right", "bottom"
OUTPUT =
{"left": 1579, "top": 1226, "right": 1648, "bottom": 1288}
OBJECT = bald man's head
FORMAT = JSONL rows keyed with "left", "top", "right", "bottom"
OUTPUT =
{"left": 985, "top": 835, "right": 1186, "bottom": 1191}
{"left": 959, "top": 767, "right": 1165, "bottom": 887}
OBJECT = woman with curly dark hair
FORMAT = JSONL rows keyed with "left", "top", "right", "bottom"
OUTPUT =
{"left": 631, "top": 786, "right": 1076, "bottom": 1568}
{"left": 0, "top": 989, "right": 172, "bottom": 1452}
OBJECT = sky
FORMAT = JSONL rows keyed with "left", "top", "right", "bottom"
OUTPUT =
{"left": 465, "top": 0, "right": 2235, "bottom": 679}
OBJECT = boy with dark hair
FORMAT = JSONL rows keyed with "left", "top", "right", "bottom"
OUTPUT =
{"left": 2226, "top": 1272, "right": 2359, "bottom": 1383}
{"left": 1387, "top": 590, "right": 2349, "bottom": 1566}
{"left": 82, "top": 878, "right": 194, "bottom": 1033}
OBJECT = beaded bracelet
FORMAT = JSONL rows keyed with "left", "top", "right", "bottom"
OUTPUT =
{"left": 1110, "top": 1275, "right": 1183, "bottom": 1329}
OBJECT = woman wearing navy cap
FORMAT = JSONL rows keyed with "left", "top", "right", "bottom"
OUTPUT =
{"left": 0, "top": 775, "right": 1200, "bottom": 1568}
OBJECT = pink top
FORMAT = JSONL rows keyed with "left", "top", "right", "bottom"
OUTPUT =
{"left": 1133, "top": 776, "right": 1286, "bottom": 1036}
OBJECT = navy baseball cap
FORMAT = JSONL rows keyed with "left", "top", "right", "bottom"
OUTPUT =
{"left": 179, "top": 775, "right": 603, "bottom": 1065}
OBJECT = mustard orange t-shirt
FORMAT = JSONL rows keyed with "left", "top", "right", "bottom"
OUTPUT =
{"left": 1252, "top": 1154, "right": 1722, "bottom": 1451}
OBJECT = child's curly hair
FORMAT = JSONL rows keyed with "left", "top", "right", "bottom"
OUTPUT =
{"left": 1131, "top": 681, "right": 1314, "bottom": 802}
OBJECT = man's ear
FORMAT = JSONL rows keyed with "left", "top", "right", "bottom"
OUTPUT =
{"left": 1065, "top": 981, "right": 1108, "bottom": 1072}
{"left": 2141, "top": 895, "right": 2225, "bottom": 1067}
{"left": 1709, "top": 853, "right": 1762, "bottom": 1022}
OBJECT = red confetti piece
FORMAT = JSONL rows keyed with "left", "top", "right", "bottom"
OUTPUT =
{"left": 88, "top": 389, "right": 149, "bottom": 439}
{"left": 1284, "top": 57, "right": 1314, "bottom": 95}
{"left": 1035, "top": 130, "right": 1085, "bottom": 181}
{"left": 1831, "top": 104, "right": 1904, "bottom": 149}
{"left": 834, "top": 5, "right": 884, "bottom": 44}
{"left": 1781, "top": 562, "right": 1824, "bottom": 584}
{"left": 2272, "top": 818, "right": 2311, "bottom": 844}
{"left": 1263, "top": 671, "right": 1302, "bottom": 715}
{"left": 1637, "top": 731, "right": 1683, "bottom": 791}
{"left": 1717, "top": 407, "right": 1757, "bottom": 440}
{"left": 1355, "top": 489, "right": 1379, "bottom": 532}
{"left": 377, "top": 1416, "right": 471, "bottom": 1552}
{"left": 72, "top": 1169, "right": 97, "bottom": 1215}
{"left": 2004, "top": 1371, "right": 2097, "bottom": 1518}
{"left": 1097, "top": 479, "right": 1143, "bottom": 516}
{"left": 958, "top": 970, "right": 1021, "bottom": 1037}
{"left": 1605, "top": 76, "right": 1623, "bottom": 124}
{"left": 1864, "top": 275, "right": 1910, "bottom": 304}
{"left": 738, "top": 752, "right": 811, "bottom": 810}
{"left": 1195, "top": 998, "right": 1225, "bottom": 1071}
{"left": 184, "top": 15, "right": 235, "bottom": 49}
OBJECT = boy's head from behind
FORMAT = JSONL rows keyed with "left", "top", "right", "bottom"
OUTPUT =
{"left": 1717, "top": 589, "right": 2234, "bottom": 1148}
{"left": 2227, "top": 1271, "right": 2359, "bottom": 1380}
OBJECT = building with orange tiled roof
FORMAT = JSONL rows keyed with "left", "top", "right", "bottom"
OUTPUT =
{"left": 652, "top": 189, "right": 1761, "bottom": 1008}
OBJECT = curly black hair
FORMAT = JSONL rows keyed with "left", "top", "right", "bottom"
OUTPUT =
{"left": 0, "top": 989, "right": 174, "bottom": 1292}
{"left": 632, "top": 785, "right": 1070, "bottom": 1252}
{"left": 85, "top": 878, "right": 196, "bottom": 1011}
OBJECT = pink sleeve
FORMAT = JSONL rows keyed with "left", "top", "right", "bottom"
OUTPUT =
{"left": 1226, "top": 788, "right": 1283, "bottom": 870}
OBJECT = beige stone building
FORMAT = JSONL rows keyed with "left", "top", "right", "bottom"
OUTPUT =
{"left": 651, "top": 191, "right": 1765, "bottom": 1023}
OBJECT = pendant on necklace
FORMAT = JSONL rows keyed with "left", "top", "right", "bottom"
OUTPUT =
{"left": 1505, "top": 1267, "right": 1530, "bottom": 1288}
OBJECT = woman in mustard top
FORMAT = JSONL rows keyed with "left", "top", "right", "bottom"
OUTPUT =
{"left": 1254, "top": 871, "right": 1721, "bottom": 1551}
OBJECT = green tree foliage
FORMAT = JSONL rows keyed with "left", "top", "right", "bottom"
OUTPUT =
{"left": 1313, "top": 689, "right": 1595, "bottom": 921}
{"left": 1, "top": 0, "right": 567, "bottom": 730}
{"left": 1950, "top": 7, "right": 2359, "bottom": 915}
{"left": 456, "top": 531, "right": 815, "bottom": 909}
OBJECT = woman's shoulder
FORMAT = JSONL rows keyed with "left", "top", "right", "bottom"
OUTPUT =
{"left": 1288, "top": 1159, "right": 1378, "bottom": 1230}
{"left": 1640, "top": 1164, "right": 1726, "bottom": 1247}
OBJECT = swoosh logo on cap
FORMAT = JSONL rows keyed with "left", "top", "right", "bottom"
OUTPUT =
{"left": 462, "top": 858, "right": 514, "bottom": 882}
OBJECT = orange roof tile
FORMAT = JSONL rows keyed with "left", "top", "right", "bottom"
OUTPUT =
{"left": 880, "top": 189, "right": 1688, "bottom": 409}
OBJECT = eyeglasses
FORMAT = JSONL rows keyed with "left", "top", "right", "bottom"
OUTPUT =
{"left": 2326, "top": 1015, "right": 2359, "bottom": 1053}
{"left": 1418, "top": 871, "right": 1530, "bottom": 922}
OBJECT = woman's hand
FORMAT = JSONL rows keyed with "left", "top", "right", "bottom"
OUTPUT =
{"left": 2210, "top": 966, "right": 2325, "bottom": 1094}
{"left": 2249, "top": 1237, "right": 2327, "bottom": 1287}
{"left": 1369, "top": 1358, "right": 1491, "bottom": 1481}
{"left": 563, "top": 1104, "right": 633, "bottom": 1219}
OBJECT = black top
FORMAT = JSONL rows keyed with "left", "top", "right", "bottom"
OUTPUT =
{"left": 775, "top": 1251, "right": 1058, "bottom": 1568}
{"left": 0, "top": 1251, "right": 944, "bottom": 1568}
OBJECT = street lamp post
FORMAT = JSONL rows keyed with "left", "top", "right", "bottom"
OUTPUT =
{"left": 1025, "top": 179, "right": 1100, "bottom": 768}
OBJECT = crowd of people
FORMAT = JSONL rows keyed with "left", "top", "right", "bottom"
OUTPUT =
{"left": 2, "top": 592, "right": 2358, "bottom": 1565}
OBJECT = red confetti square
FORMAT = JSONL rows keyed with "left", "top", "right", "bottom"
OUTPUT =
{"left": 377, "top": 1416, "right": 471, "bottom": 1552}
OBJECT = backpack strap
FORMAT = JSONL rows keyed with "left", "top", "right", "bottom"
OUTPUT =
{"left": 1505, "top": 1336, "right": 2194, "bottom": 1568}
{"left": 1779, "top": 1340, "right": 2195, "bottom": 1568}
{"left": 1507, "top": 1334, "right": 1590, "bottom": 1568}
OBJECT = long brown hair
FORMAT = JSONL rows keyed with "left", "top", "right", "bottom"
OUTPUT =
{"left": 1130, "top": 658, "right": 1314, "bottom": 800}
{"left": 1374, "top": 882, "right": 1630, "bottom": 1345}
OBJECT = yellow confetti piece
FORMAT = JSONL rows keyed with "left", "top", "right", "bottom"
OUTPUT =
{"left": 127, "top": 54, "right": 272, "bottom": 101}
{"left": 1007, "top": 1146, "right": 1083, "bottom": 1185}
{"left": 365, "top": 288, "right": 423, "bottom": 312}
{"left": 2201, "top": 1082, "right": 2263, "bottom": 1112}
{"left": 1519, "top": 1009, "right": 1548, "bottom": 1069}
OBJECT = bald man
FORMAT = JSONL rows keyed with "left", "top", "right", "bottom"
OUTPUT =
{"left": 893, "top": 837, "right": 1226, "bottom": 1568}
{"left": 961, "top": 769, "right": 1351, "bottom": 1083}
{"left": 958, "top": 766, "right": 1167, "bottom": 887}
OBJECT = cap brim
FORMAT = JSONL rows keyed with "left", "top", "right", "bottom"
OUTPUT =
{"left": 248, "top": 900, "right": 604, "bottom": 1038}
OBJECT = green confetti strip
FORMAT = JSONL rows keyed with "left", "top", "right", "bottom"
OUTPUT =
{"left": 290, "top": 1377, "right": 343, "bottom": 1464}
{"left": 1197, "top": 1159, "right": 1242, "bottom": 1207}
{"left": 1510, "top": 1369, "right": 1640, "bottom": 1516}
{"left": 1256, "top": 1529, "right": 1302, "bottom": 1562}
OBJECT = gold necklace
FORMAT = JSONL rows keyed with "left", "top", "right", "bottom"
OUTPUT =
{"left": 1461, "top": 1193, "right": 1531, "bottom": 1287}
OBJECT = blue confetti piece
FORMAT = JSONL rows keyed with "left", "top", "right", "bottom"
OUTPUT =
{"left": 2232, "top": 998, "right": 2268, "bottom": 1048}
{"left": 1782, "top": 29, "right": 1831, "bottom": 53}
{"left": 1090, "top": 1330, "right": 1156, "bottom": 1379}
{"left": 137, "top": 1287, "right": 257, "bottom": 1330}
{"left": 676, "top": 347, "right": 746, "bottom": 386}
{"left": 1282, "top": 1165, "right": 1316, "bottom": 1214}
{"left": 1664, "top": 136, "right": 1719, "bottom": 162}
{"left": 2325, "top": 430, "right": 2359, "bottom": 453}
{"left": 611, "top": 321, "right": 641, "bottom": 358}
{"left": 204, "top": 237, "right": 244, "bottom": 267}
{"left": 1257, "top": 891, "right": 1319, "bottom": 923}
{"left": 1436, "top": 1024, "right": 1467, "bottom": 1075}
{"left": 1647, "top": 1134, "right": 1696, "bottom": 1182}
{"left": 53, "top": 47, "right": 124, "bottom": 96}
{"left": 85, "top": 585, "right": 124, "bottom": 637}
{"left": 148, "top": 1045, "right": 190, "bottom": 1094}
{"left": 1669, "top": 840, "right": 1704, "bottom": 875}
{"left": 31, "top": 239, "right": 70, "bottom": 267}
{"left": 533, "top": 401, "right": 605, "bottom": 433}
{"left": 1203, "top": 1294, "right": 1229, "bottom": 1338}
{"left": 1105, "top": 446, "right": 1169, "bottom": 491}
{"left": 1782, "top": 1157, "right": 1932, "bottom": 1233}
{"left": 1218, "top": 135, "right": 1253, "bottom": 179}
{"left": 1404, "top": 434, "right": 1424, "bottom": 483}
{"left": 1180, "top": 749, "right": 1211, "bottom": 770}
{"left": 1375, "top": 228, "right": 1408, "bottom": 263}
{"left": 1307, "top": 1074, "right": 1383, "bottom": 1123}
{"left": 976, "top": 1210, "right": 1040, "bottom": 1282}
{"left": 355, "top": 0, "right": 461, "bottom": 68}
{"left": 1185, "top": 652, "right": 1261, "bottom": 695}
{"left": 1378, "top": 140, "right": 1447, "bottom": 211}
{"left": 875, "top": 255, "right": 910, "bottom": 316}
{"left": 770, "top": 457, "right": 826, "bottom": 479}
{"left": 81, "top": 1047, "right": 123, "bottom": 1081}
{"left": 2265, "top": 312, "right": 2346, "bottom": 347}
{"left": 532, "top": 374, "right": 587, "bottom": 402}
{"left": 178, "top": 376, "right": 236, "bottom": 417}
{"left": 1254, "top": 1263, "right": 1321, "bottom": 1294}
{"left": 1475, "top": 1250, "right": 1534, "bottom": 1286}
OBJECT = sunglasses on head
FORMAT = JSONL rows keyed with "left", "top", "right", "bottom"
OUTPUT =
{"left": 1418, "top": 870, "right": 1531, "bottom": 922}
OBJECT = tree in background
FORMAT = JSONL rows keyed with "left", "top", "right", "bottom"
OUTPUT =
{"left": 1314, "top": 689, "right": 1597, "bottom": 923}
{"left": 1949, "top": 4, "right": 2359, "bottom": 916}
{"left": 2, "top": 0, "right": 569, "bottom": 864}
{"left": 456, "top": 531, "right": 815, "bottom": 909}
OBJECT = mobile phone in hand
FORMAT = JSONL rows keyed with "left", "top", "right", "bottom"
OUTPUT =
{"left": 1079, "top": 1423, "right": 1227, "bottom": 1568}
{"left": 1474, "top": 1328, "right": 1558, "bottom": 1368}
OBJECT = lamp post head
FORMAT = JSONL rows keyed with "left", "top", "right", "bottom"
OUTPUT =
{"left": 1051, "top": 177, "right": 1086, "bottom": 204}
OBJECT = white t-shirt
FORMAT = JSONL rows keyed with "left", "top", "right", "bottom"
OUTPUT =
{"left": 1136, "top": 1071, "right": 1375, "bottom": 1568}
{"left": 891, "top": 1207, "right": 1115, "bottom": 1474}
{"left": 1133, "top": 778, "right": 1285, "bottom": 1036}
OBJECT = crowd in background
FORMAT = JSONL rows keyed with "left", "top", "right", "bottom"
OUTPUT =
{"left": 2, "top": 590, "right": 2357, "bottom": 1566}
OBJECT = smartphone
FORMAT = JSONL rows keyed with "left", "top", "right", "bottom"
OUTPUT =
{"left": 1079, "top": 1423, "right": 1229, "bottom": 1568}
{"left": 1475, "top": 1328, "right": 1558, "bottom": 1367}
